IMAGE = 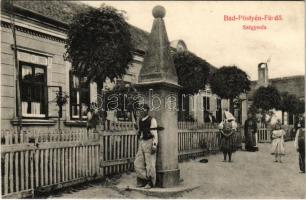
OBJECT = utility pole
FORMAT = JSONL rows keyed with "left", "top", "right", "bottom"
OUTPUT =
{"left": 10, "top": 0, "right": 22, "bottom": 134}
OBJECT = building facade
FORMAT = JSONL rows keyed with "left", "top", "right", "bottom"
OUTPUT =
{"left": 1, "top": 1, "right": 248, "bottom": 131}
{"left": 0, "top": 1, "right": 148, "bottom": 130}
{"left": 247, "top": 63, "right": 305, "bottom": 125}
{"left": 169, "top": 40, "right": 247, "bottom": 124}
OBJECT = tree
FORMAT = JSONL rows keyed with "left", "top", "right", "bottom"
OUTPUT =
{"left": 253, "top": 86, "right": 281, "bottom": 111}
{"left": 173, "top": 51, "right": 211, "bottom": 95}
{"left": 296, "top": 99, "right": 305, "bottom": 115}
{"left": 210, "top": 66, "right": 251, "bottom": 114}
{"left": 172, "top": 51, "right": 211, "bottom": 121}
{"left": 279, "top": 92, "right": 299, "bottom": 124}
{"left": 64, "top": 5, "right": 133, "bottom": 111}
{"left": 252, "top": 86, "right": 281, "bottom": 124}
{"left": 291, "top": 99, "right": 305, "bottom": 124}
{"left": 105, "top": 81, "right": 140, "bottom": 122}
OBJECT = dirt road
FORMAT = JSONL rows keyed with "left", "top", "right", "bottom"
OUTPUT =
{"left": 46, "top": 141, "right": 305, "bottom": 199}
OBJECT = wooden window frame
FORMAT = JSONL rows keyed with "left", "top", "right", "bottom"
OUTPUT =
{"left": 69, "top": 71, "right": 90, "bottom": 120}
{"left": 203, "top": 96, "right": 210, "bottom": 111}
{"left": 19, "top": 61, "right": 48, "bottom": 119}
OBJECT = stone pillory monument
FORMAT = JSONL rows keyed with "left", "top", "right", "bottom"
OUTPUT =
{"left": 136, "top": 5, "right": 181, "bottom": 187}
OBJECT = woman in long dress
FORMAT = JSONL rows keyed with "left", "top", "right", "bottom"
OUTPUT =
{"left": 219, "top": 111, "right": 237, "bottom": 162}
{"left": 271, "top": 121, "right": 285, "bottom": 163}
{"left": 244, "top": 112, "right": 258, "bottom": 151}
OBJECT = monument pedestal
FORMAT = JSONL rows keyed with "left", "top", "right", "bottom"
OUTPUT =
{"left": 136, "top": 5, "right": 182, "bottom": 188}
{"left": 137, "top": 84, "right": 181, "bottom": 188}
{"left": 156, "top": 168, "right": 180, "bottom": 188}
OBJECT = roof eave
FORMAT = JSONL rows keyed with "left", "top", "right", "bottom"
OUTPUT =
{"left": 2, "top": 3, "right": 69, "bottom": 30}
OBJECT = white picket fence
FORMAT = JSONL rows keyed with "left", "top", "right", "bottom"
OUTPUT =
{"left": 177, "top": 121, "right": 218, "bottom": 130}
{"left": 0, "top": 122, "right": 228, "bottom": 198}
{"left": 257, "top": 123, "right": 271, "bottom": 143}
{"left": 1, "top": 129, "right": 101, "bottom": 198}
{"left": 257, "top": 123, "right": 294, "bottom": 143}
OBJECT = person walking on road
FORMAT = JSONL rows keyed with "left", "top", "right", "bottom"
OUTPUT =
{"left": 294, "top": 119, "right": 305, "bottom": 173}
{"left": 134, "top": 104, "right": 158, "bottom": 189}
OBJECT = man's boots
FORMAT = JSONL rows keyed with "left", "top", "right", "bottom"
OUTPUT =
{"left": 144, "top": 180, "right": 153, "bottom": 189}
{"left": 136, "top": 177, "right": 147, "bottom": 188}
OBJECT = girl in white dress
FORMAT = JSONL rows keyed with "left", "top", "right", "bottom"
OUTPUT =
{"left": 271, "top": 121, "right": 286, "bottom": 163}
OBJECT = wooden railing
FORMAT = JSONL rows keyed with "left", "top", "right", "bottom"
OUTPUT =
{"left": 100, "top": 121, "right": 134, "bottom": 131}
{"left": 1, "top": 129, "right": 101, "bottom": 199}
{"left": 1, "top": 123, "right": 222, "bottom": 198}
{"left": 257, "top": 123, "right": 294, "bottom": 143}
{"left": 1, "top": 129, "right": 99, "bottom": 145}
{"left": 178, "top": 121, "right": 218, "bottom": 130}
{"left": 100, "top": 131, "right": 138, "bottom": 176}
{"left": 178, "top": 129, "right": 219, "bottom": 160}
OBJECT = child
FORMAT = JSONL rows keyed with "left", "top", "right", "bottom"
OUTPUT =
{"left": 271, "top": 120, "right": 285, "bottom": 163}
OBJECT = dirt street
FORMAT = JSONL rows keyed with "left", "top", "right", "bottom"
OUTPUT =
{"left": 45, "top": 141, "right": 305, "bottom": 199}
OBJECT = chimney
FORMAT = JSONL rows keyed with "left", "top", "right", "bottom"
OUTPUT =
{"left": 257, "top": 62, "right": 269, "bottom": 87}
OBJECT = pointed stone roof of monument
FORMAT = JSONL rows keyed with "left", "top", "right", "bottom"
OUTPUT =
{"left": 138, "top": 5, "right": 179, "bottom": 87}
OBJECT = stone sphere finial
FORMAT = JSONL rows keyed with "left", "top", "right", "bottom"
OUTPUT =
{"left": 152, "top": 5, "right": 166, "bottom": 18}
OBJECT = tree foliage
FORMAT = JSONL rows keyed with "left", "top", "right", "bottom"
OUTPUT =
{"left": 294, "top": 100, "right": 305, "bottom": 114}
{"left": 209, "top": 66, "right": 251, "bottom": 114}
{"left": 105, "top": 82, "right": 141, "bottom": 121}
{"left": 210, "top": 66, "right": 251, "bottom": 100}
{"left": 280, "top": 92, "right": 300, "bottom": 114}
{"left": 173, "top": 51, "right": 211, "bottom": 94}
{"left": 253, "top": 86, "right": 281, "bottom": 111}
{"left": 64, "top": 5, "right": 133, "bottom": 87}
{"left": 295, "top": 99, "right": 305, "bottom": 115}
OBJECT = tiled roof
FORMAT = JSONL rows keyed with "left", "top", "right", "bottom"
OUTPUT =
{"left": 247, "top": 75, "right": 305, "bottom": 100}
{"left": 2, "top": 0, "right": 217, "bottom": 73}
{"left": 5, "top": 0, "right": 91, "bottom": 23}
{"left": 1, "top": 0, "right": 149, "bottom": 52}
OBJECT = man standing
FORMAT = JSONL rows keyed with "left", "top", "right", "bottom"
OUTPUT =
{"left": 294, "top": 119, "right": 305, "bottom": 173}
{"left": 244, "top": 112, "right": 258, "bottom": 151}
{"left": 134, "top": 104, "right": 158, "bottom": 189}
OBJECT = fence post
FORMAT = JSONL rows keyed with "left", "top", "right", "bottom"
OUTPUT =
{"left": 267, "top": 125, "right": 272, "bottom": 143}
{"left": 98, "top": 130, "right": 104, "bottom": 176}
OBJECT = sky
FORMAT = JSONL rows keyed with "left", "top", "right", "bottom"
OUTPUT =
{"left": 81, "top": 1, "right": 305, "bottom": 80}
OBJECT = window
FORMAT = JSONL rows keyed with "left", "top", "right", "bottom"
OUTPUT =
{"left": 289, "top": 112, "right": 294, "bottom": 125}
{"left": 203, "top": 96, "right": 210, "bottom": 111}
{"left": 20, "top": 62, "right": 47, "bottom": 118}
{"left": 216, "top": 98, "right": 222, "bottom": 123}
{"left": 217, "top": 98, "right": 221, "bottom": 110}
{"left": 203, "top": 96, "right": 210, "bottom": 123}
{"left": 69, "top": 71, "right": 90, "bottom": 120}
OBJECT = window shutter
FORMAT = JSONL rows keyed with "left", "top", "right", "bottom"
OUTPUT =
{"left": 47, "top": 85, "right": 62, "bottom": 118}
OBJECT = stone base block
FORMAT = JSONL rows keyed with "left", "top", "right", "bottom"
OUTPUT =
{"left": 156, "top": 168, "right": 180, "bottom": 188}
{"left": 119, "top": 182, "right": 200, "bottom": 198}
